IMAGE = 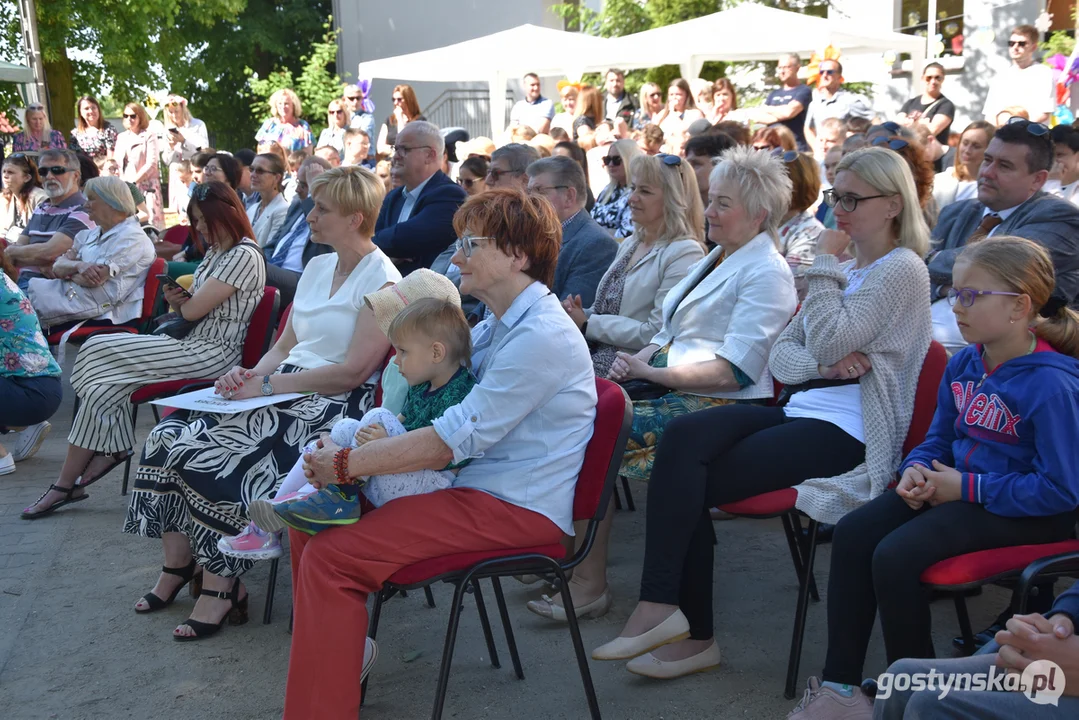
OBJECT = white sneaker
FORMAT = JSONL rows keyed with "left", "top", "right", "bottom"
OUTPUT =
{"left": 9, "top": 422, "right": 51, "bottom": 462}
{"left": 0, "top": 454, "right": 14, "bottom": 476}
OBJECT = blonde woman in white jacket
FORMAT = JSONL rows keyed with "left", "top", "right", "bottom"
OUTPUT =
{"left": 531, "top": 148, "right": 794, "bottom": 625}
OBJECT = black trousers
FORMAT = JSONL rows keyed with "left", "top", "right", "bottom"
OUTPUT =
{"left": 822, "top": 490, "right": 1077, "bottom": 685}
{"left": 639, "top": 404, "right": 865, "bottom": 639}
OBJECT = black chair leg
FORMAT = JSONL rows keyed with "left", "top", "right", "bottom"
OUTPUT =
{"left": 491, "top": 576, "right": 524, "bottom": 679}
{"left": 121, "top": 404, "right": 139, "bottom": 496}
{"left": 470, "top": 579, "right": 501, "bottom": 669}
{"left": 431, "top": 578, "right": 470, "bottom": 720}
{"left": 953, "top": 595, "right": 976, "bottom": 657}
{"left": 556, "top": 565, "right": 602, "bottom": 719}
{"left": 151, "top": 404, "right": 161, "bottom": 424}
{"left": 784, "top": 519, "right": 819, "bottom": 700}
{"left": 263, "top": 557, "right": 279, "bottom": 624}
{"left": 424, "top": 586, "right": 436, "bottom": 608}
{"left": 613, "top": 481, "right": 623, "bottom": 510}
{"left": 620, "top": 476, "right": 635, "bottom": 511}
{"left": 781, "top": 514, "right": 820, "bottom": 603}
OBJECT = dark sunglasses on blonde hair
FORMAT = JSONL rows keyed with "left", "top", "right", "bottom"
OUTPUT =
{"left": 602, "top": 155, "right": 623, "bottom": 167}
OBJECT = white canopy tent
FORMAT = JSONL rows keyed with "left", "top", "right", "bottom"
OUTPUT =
{"left": 357, "top": 24, "right": 611, "bottom": 138}
{"left": 575, "top": 4, "right": 926, "bottom": 88}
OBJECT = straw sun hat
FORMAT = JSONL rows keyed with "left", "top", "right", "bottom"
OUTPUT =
{"left": 364, "top": 268, "right": 461, "bottom": 336}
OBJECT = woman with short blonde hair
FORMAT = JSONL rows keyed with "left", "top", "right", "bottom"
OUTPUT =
{"left": 255, "top": 88, "right": 313, "bottom": 152}
{"left": 114, "top": 102, "right": 163, "bottom": 228}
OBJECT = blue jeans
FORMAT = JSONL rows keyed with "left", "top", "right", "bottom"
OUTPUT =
{"left": 0, "top": 374, "right": 62, "bottom": 429}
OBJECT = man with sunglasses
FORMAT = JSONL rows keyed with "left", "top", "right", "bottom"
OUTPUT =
{"left": 5, "top": 149, "right": 93, "bottom": 292}
{"left": 803, "top": 59, "right": 872, "bottom": 160}
{"left": 342, "top": 83, "right": 376, "bottom": 163}
{"left": 983, "top": 24, "right": 1054, "bottom": 125}
{"left": 373, "top": 121, "right": 466, "bottom": 275}
{"left": 735, "top": 54, "right": 813, "bottom": 152}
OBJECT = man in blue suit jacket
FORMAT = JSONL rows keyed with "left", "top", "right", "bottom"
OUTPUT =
{"left": 373, "top": 121, "right": 467, "bottom": 276}
{"left": 263, "top": 157, "right": 333, "bottom": 307}
{"left": 525, "top": 155, "right": 617, "bottom": 306}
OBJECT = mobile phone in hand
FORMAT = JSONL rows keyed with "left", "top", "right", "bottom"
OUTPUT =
{"left": 157, "top": 273, "right": 192, "bottom": 298}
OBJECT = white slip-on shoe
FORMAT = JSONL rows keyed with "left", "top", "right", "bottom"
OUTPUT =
{"left": 0, "top": 454, "right": 14, "bottom": 476}
{"left": 361, "top": 637, "right": 379, "bottom": 682}
{"left": 9, "top": 421, "right": 51, "bottom": 462}
{"left": 625, "top": 640, "right": 721, "bottom": 679}
{"left": 591, "top": 608, "right": 691, "bottom": 661}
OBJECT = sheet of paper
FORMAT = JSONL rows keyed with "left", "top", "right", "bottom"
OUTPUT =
{"left": 149, "top": 386, "right": 312, "bottom": 414}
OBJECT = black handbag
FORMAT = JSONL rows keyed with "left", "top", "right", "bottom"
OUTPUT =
{"left": 619, "top": 378, "right": 673, "bottom": 401}
{"left": 152, "top": 312, "right": 199, "bottom": 340}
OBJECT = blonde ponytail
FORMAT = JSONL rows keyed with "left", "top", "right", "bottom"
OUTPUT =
{"left": 1034, "top": 304, "right": 1079, "bottom": 359}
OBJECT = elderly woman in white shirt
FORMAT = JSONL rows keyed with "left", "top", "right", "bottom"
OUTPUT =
{"left": 246, "top": 152, "right": 289, "bottom": 247}
{"left": 28, "top": 176, "right": 155, "bottom": 329}
{"left": 283, "top": 188, "right": 596, "bottom": 717}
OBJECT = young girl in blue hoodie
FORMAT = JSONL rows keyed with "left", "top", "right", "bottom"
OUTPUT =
{"left": 791, "top": 236, "right": 1079, "bottom": 717}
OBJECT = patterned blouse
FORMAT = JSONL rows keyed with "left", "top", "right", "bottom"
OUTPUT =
{"left": 778, "top": 210, "right": 824, "bottom": 300}
{"left": 591, "top": 184, "right": 634, "bottom": 239}
{"left": 255, "top": 117, "right": 313, "bottom": 152}
{"left": 0, "top": 272, "right": 61, "bottom": 379}
{"left": 69, "top": 125, "right": 119, "bottom": 159}
{"left": 11, "top": 130, "right": 67, "bottom": 153}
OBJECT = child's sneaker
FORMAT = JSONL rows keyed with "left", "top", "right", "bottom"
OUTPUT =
{"left": 249, "top": 497, "right": 323, "bottom": 536}
{"left": 288, "top": 485, "right": 364, "bottom": 526}
{"left": 218, "top": 522, "right": 283, "bottom": 560}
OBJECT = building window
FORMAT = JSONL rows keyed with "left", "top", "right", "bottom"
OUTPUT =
{"left": 897, "top": 0, "right": 964, "bottom": 57}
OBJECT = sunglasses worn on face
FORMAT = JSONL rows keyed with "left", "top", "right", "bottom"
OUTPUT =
{"left": 602, "top": 155, "right": 623, "bottom": 167}
{"left": 1008, "top": 40, "right": 1029, "bottom": 48}
{"left": 251, "top": 167, "right": 277, "bottom": 175}
{"left": 457, "top": 177, "right": 481, "bottom": 189}
{"left": 393, "top": 97, "right": 404, "bottom": 103}
{"left": 947, "top": 287, "right": 1022, "bottom": 307}
{"left": 123, "top": 113, "right": 137, "bottom": 119}
{"left": 486, "top": 168, "right": 522, "bottom": 182}
{"left": 820, "top": 69, "right": 839, "bottom": 76}
{"left": 346, "top": 96, "right": 362, "bottom": 101}
{"left": 40, "top": 166, "right": 70, "bottom": 177}
{"left": 924, "top": 75, "right": 944, "bottom": 82}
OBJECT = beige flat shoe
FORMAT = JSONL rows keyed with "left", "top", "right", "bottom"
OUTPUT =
{"left": 626, "top": 641, "right": 721, "bottom": 679}
{"left": 362, "top": 637, "right": 378, "bottom": 682}
{"left": 591, "top": 609, "right": 691, "bottom": 661}
{"left": 526, "top": 588, "right": 612, "bottom": 622}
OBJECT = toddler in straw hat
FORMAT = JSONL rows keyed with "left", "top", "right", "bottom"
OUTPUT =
{"left": 219, "top": 270, "right": 475, "bottom": 558}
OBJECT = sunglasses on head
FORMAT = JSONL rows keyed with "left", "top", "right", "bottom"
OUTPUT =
{"left": 871, "top": 136, "right": 910, "bottom": 151}
{"left": 658, "top": 153, "right": 682, "bottom": 167}
{"left": 39, "top": 166, "right": 70, "bottom": 177}
{"left": 1006, "top": 116, "right": 1050, "bottom": 136}
{"left": 771, "top": 149, "right": 800, "bottom": 163}
{"left": 602, "top": 155, "right": 623, "bottom": 167}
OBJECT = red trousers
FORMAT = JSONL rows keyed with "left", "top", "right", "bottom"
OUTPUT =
{"left": 282, "top": 488, "right": 562, "bottom": 719}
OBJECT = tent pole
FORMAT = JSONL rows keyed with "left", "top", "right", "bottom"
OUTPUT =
{"left": 17, "top": 0, "right": 48, "bottom": 108}
{"left": 490, "top": 73, "right": 507, "bottom": 139}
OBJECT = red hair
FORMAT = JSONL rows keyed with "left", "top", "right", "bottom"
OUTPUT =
{"left": 186, "top": 181, "right": 257, "bottom": 252}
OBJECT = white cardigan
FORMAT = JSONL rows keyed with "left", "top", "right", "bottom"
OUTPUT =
{"left": 584, "top": 235, "right": 704, "bottom": 355}
{"left": 650, "top": 232, "right": 797, "bottom": 400}
{"left": 246, "top": 192, "right": 290, "bottom": 248}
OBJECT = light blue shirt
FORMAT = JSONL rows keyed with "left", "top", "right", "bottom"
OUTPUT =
{"left": 432, "top": 281, "right": 597, "bottom": 535}
{"left": 350, "top": 112, "right": 377, "bottom": 158}
{"left": 398, "top": 174, "right": 433, "bottom": 223}
{"left": 272, "top": 214, "right": 310, "bottom": 273}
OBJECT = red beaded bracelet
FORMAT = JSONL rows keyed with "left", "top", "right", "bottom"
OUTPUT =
{"left": 333, "top": 447, "right": 352, "bottom": 485}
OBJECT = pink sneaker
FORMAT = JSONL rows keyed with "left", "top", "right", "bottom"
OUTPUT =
{"left": 272, "top": 489, "right": 313, "bottom": 504}
{"left": 217, "top": 522, "right": 283, "bottom": 560}
{"left": 787, "top": 677, "right": 873, "bottom": 719}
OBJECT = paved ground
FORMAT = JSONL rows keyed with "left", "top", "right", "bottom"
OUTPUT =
{"left": 0, "top": 364, "right": 1020, "bottom": 720}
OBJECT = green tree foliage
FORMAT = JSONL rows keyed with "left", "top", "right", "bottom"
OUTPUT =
{"left": 246, "top": 20, "right": 343, "bottom": 141}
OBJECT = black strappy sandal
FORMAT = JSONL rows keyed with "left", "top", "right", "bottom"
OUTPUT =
{"left": 76, "top": 450, "right": 135, "bottom": 489}
{"left": 20, "top": 484, "right": 89, "bottom": 520}
{"left": 173, "top": 580, "right": 248, "bottom": 642}
{"left": 135, "top": 559, "right": 202, "bottom": 613}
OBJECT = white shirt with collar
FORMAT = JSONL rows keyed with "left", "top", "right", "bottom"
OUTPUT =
{"left": 398, "top": 173, "right": 434, "bottom": 223}
{"left": 433, "top": 281, "right": 596, "bottom": 535}
{"left": 980, "top": 203, "right": 1021, "bottom": 236}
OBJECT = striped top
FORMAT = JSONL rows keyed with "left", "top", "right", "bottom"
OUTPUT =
{"left": 184, "top": 240, "right": 266, "bottom": 351}
{"left": 20, "top": 192, "right": 94, "bottom": 281}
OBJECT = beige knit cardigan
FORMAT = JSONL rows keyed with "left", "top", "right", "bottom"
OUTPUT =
{"left": 768, "top": 249, "right": 932, "bottom": 524}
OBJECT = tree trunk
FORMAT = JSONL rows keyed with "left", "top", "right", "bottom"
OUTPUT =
{"left": 43, "top": 50, "right": 74, "bottom": 142}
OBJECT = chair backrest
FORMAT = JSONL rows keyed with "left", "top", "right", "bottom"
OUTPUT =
{"left": 241, "top": 287, "right": 281, "bottom": 368}
{"left": 161, "top": 224, "right": 189, "bottom": 247}
{"left": 902, "top": 340, "right": 948, "bottom": 456}
{"left": 273, "top": 303, "right": 292, "bottom": 343}
{"left": 140, "top": 257, "right": 168, "bottom": 327}
{"left": 572, "top": 378, "right": 633, "bottom": 523}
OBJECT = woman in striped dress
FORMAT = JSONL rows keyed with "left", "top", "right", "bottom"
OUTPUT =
{"left": 124, "top": 166, "right": 398, "bottom": 642}
{"left": 21, "top": 182, "right": 266, "bottom": 519}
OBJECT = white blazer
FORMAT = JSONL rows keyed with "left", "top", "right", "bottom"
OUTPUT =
{"left": 584, "top": 235, "right": 704, "bottom": 355}
{"left": 650, "top": 232, "right": 797, "bottom": 400}
{"left": 246, "top": 192, "right": 289, "bottom": 248}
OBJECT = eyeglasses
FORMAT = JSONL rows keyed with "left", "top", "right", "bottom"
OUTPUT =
{"left": 457, "top": 177, "right": 481, "bottom": 189}
{"left": 771, "top": 149, "right": 800, "bottom": 163}
{"left": 123, "top": 113, "right": 137, "bottom": 119}
{"left": 1008, "top": 40, "right": 1029, "bottom": 48}
{"left": 203, "top": 165, "right": 221, "bottom": 174}
{"left": 820, "top": 69, "right": 839, "bottom": 76}
{"left": 454, "top": 235, "right": 495, "bottom": 258}
{"left": 822, "top": 188, "right": 890, "bottom": 212}
{"left": 947, "top": 287, "right": 1022, "bottom": 307}
{"left": 39, "top": 166, "right": 71, "bottom": 177}
{"left": 486, "top": 168, "right": 522, "bottom": 182}
{"left": 1006, "top": 116, "right": 1050, "bottom": 136}
{"left": 530, "top": 184, "right": 569, "bottom": 195}
{"left": 602, "top": 155, "right": 623, "bottom": 167}
{"left": 871, "top": 136, "right": 910, "bottom": 151}
{"left": 658, "top": 154, "right": 682, "bottom": 167}
{"left": 251, "top": 167, "right": 277, "bottom": 175}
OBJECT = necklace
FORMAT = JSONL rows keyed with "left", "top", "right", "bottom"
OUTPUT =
{"left": 977, "top": 332, "right": 1037, "bottom": 388}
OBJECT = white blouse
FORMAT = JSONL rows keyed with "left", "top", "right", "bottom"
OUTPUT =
{"left": 283, "top": 249, "right": 402, "bottom": 378}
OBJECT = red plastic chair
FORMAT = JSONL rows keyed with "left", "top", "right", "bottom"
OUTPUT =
{"left": 717, "top": 340, "right": 949, "bottom": 698}
{"left": 47, "top": 257, "right": 167, "bottom": 346}
{"left": 360, "top": 378, "right": 632, "bottom": 720}
{"left": 155, "top": 224, "right": 191, "bottom": 259}
{"left": 119, "top": 287, "right": 281, "bottom": 495}
{"left": 921, "top": 533, "right": 1079, "bottom": 652}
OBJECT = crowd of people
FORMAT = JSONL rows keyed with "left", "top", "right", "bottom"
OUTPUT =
{"left": 3, "top": 20, "right": 1079, "bottom": 720}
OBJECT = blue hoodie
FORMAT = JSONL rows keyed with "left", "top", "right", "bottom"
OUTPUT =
{"left": 901, "top": 339, "right": 1079, "bottom": 518}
